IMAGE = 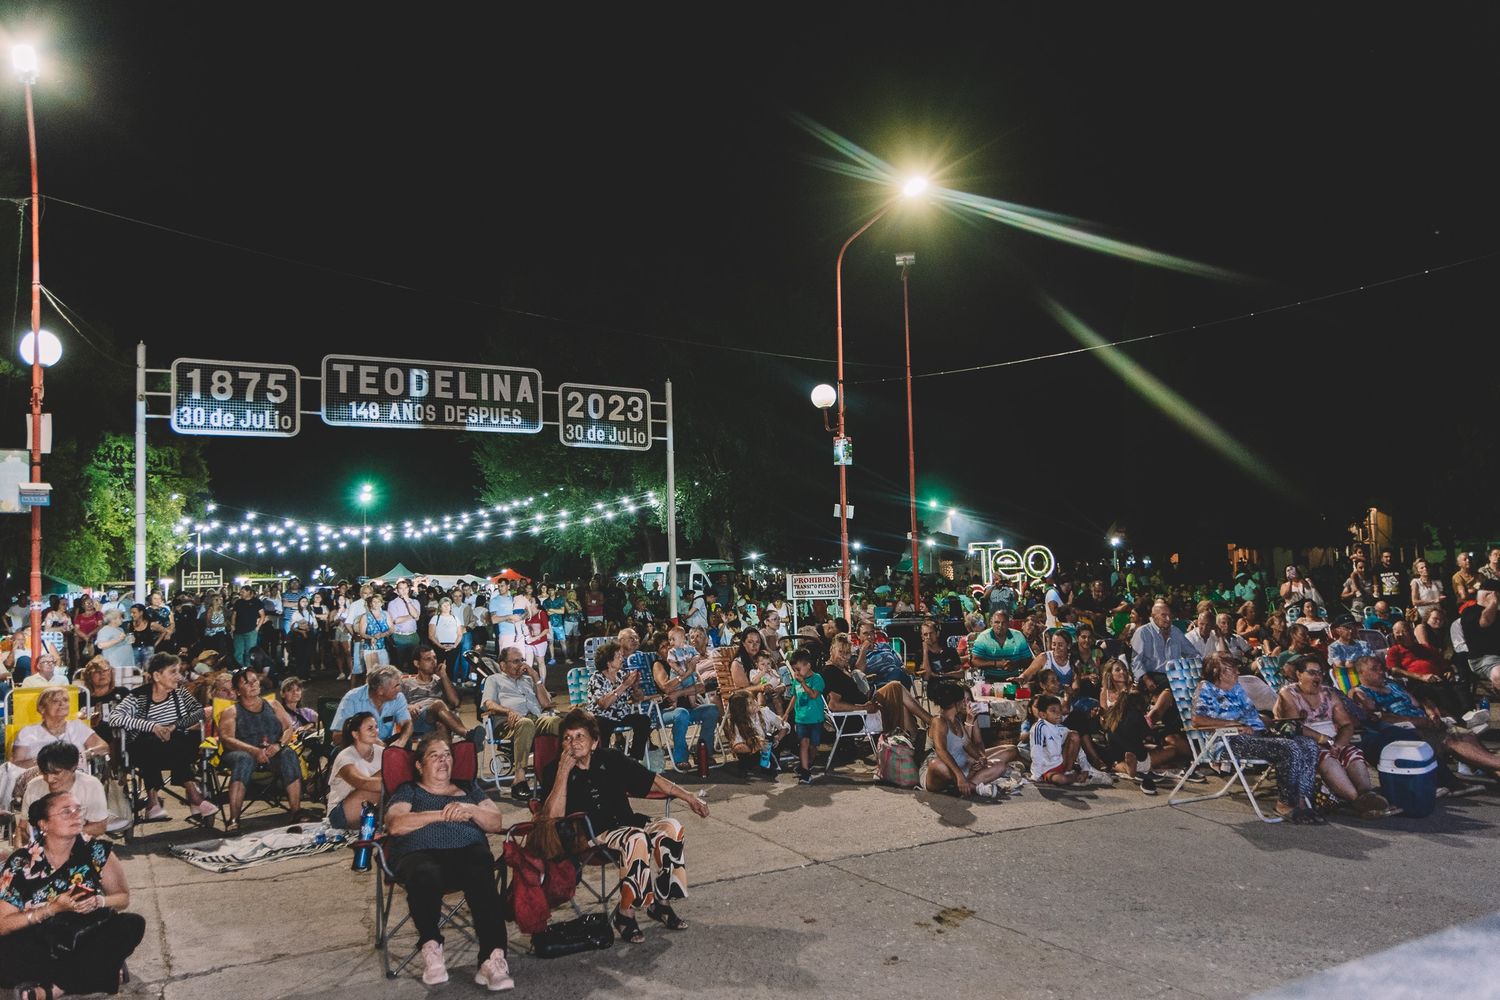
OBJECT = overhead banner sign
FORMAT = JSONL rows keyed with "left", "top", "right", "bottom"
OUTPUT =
{"left": 557, "top": 382, "right": 652, "bottom": 451}
{"left": 170, "top": 358, "right": 301, "bottom": 438}
{"left": 320, "top": 355, "right": 543, "bottom": 433}
{"left": 788, "top": 572, "right": 842, "bottom": 600}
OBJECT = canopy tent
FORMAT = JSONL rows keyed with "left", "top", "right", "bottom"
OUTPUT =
{"left": 422, "top": 572, "right": 489, "bottom": 589}
{"left": 490, "top": 567, "right": 530, "bottom": 583}
{"left": 373, "top": 562, "right": 419, "bottom": 581}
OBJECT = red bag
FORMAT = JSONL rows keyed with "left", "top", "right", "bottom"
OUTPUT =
{"left": 500, "top": 841, "right": 552, "bottom": 934}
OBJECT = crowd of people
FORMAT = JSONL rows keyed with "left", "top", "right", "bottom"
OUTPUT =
{"left": 0, "top": 543, "right": 1496, "bottom": 994}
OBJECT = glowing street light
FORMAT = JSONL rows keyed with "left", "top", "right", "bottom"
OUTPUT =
{"left": 355, "top": 482, "right": 376, "bottom": 578}
{"left": 825, "top": 176, "right": 929, "bottom": 624}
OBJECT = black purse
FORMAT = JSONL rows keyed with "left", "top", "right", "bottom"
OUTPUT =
{"left": 41, "top": 908, "right": 118, "bottom": 961}
{"left": 530, "top": 913, "right": 613, "bottom": 958}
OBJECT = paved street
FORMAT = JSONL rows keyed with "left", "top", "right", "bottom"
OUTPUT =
{"left": 111, "top": 744, "right": 1500, "bottom": 1000}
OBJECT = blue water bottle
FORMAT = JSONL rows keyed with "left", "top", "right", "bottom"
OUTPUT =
{"left": 352, "top": 802, "right": 377, "bottom": 872}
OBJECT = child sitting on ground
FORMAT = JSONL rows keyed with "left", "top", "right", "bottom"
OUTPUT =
{"left": 1029, "top": 694, "right": 1107, "bottom": 787}
{"left": 722, "top": 690, "right": 788, "bottom": 778}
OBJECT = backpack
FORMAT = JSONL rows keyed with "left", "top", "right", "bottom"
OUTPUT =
{"left": 876, "top": 732, "right": 919, "bottom": 789}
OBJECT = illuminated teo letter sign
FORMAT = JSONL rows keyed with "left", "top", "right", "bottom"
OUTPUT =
{"left": 968, "top": 541, "right": 1056, "bottom": 583}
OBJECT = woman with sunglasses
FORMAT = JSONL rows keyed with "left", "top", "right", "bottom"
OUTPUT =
{"left": 1273, "top": 655, "right": 1395, "bottom": 818}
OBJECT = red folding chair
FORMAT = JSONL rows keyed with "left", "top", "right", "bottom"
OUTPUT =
{"left": 356, "top": 741, "right": 503, "bottom": 980}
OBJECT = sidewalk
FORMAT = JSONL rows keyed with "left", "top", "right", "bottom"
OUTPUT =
{"left": 112, "top": 757, "right": 1500, "bottom": 1000}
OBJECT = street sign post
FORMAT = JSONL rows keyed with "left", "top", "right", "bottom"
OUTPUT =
{"left": 182, "top": 570, "right": 223, "bottom": 590}
{"left": 556, "top": 382, "right": 652, "bottom": 451}
{"left": 787, "top": 572, "right": 843, "bottom": 634}
{"left": 320, "top": 355, "right": 543, "bottom": 433}
{"left": 170, "top": 358, "right": 300, "bottom": 438}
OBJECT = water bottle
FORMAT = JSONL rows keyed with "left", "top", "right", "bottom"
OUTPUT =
{"left": 695, "top": 740, "right": 710, "bottom": 777}
{"left": 352, "top": 802, "right": 377, "bottom": 872}
{"left": 1481, "top": 697, "right": 1491, "bottom": 712}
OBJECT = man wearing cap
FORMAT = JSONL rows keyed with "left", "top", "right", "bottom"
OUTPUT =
{"left": 1326, "top": 614, "right": 1373, "bottom": 673}
{"left": 1460, "top": 578, "right": 1500, "bottom": 688}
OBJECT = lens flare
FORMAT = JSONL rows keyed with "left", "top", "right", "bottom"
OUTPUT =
{"left": 790, "top": 113, "right": 1241, "bottom": 281}
{"left": 1042, "top": 295, "right": 1298, "bottom": 499}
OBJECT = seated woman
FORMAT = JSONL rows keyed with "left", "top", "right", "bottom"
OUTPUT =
{"left": 0, "top": 791, "right": 146, "bottom": 999}
{"left": 76, "top": 657, "right": 131, "bottom": 749}
{"left": 1385, "top": 620, "right": 1467, "bottom": 721}
{"left": 1192, "top": 652, "right": 1324, "bottom": 824}
{"left": 1351, "top": 655, "right": 1500, "bottom": 787}
{"left": 113, "top": 653, "right": 217, "bottom": 823}
{"left": 217, "top": 668, "right": 305, "bottom": 829}
{"left": 1294, "top": 598, "right": 1329, "bottom": 635}
{"left": 1071, "top": 625, "right": 1102, "bottom": 697}
{"left": 15, "top": 741, "right": 111, "bottom": 847}
{"left": 588, "top": 639, "right": 654, "bottom": 761}
{"left": 539, "top": 709, "right": 709, "bottom": 945}
{"left": 1096, "top": 660, "right": 1173, "bottom": 794}
{"left": 325, "top": 712, "right": 383, "bottom": 831}
{"left": 721, "top": 689, "right": 788, "bottom": 778}
{"left": 1273, "top": 656, "right": 1395, "bottom": 818}
{"left": 379, "top": 732, "right": 513, "bottom": 988}
{"left": 1017, "top": 630, "right": 1082, "bottom": 691}
{"left": 921, "top": 682, "right": 1016, "bottom": 798}
{"left": 1, "top": 685, "right": 112, "bottom": 814}
{"left": 821, "top": 635, "right": 931, "bottom": 738}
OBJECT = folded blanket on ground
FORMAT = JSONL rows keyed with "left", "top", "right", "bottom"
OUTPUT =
{"left": 169, "top": 822, "right": 347, "bottom": 873}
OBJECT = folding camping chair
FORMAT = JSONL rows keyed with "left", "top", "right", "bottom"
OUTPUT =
{"left": 1162, "top": 657, "right": 1282, "bottom": 823}
{"left": 359, "top": 741, "right": 500, "bottom": 980}
{"left": 198, "top": 694, "right": 308, "bottom": 829}
{"left": 1255, "top": 655, "right": 1287, "bottom": 694}
{"left": 1356, "top": 629, "right": 1389, "bottom": 652}
{"left": 820, "top": 695, "right": 880, "bottom": 775}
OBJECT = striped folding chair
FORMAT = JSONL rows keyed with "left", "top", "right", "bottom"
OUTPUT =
{"left": 1162, "top": 657, "right": 1281, "bottom": 824}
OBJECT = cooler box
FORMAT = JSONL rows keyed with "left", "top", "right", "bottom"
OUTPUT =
{"left": 1378, "top": 740, "right": 1437, "bottom": 818}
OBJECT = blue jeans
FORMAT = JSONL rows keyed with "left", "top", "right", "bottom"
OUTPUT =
{"left": 233, "top": 630, "right": 259, "bottom": 667}
{"left": 863, "top": 662, "right": 912, "bottom": 691}
{"left": 661, "top": 703, "right": 720, "bottom": 764}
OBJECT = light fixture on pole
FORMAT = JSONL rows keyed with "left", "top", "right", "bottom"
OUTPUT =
{"left": 13, "top": 42, "right": 51, "bottom": 665}
{"left": 895, "top": 251, "right": 922, "bottom": 612}
{"left": 826, "top": 175, "right": 928, "bottom": 625}
{"left": 357, "top": 482, "right": 375, "bottom": 578}
{"left": 1110, "top": 535, "right": 1123, "bottom": 572}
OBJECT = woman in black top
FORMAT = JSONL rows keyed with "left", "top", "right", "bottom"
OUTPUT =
{"left": 539, "top": 709, "right": 708, "bottom": 944}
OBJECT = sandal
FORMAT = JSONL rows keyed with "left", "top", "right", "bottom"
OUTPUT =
{"left": 1289, "top": 807, "right": 1326, "bottom": 825}
{"left": 611, "top": 906, "right": 645, "bottom": 944}
{"left": 645, "top": 901, "right": 688, "bottom": 930}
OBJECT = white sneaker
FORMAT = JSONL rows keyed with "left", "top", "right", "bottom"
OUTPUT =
{"left": 972, "top": 781, "right": 1003, "bottom": 800}
{"left": 474, "top": 949, "right": 514, "bottom": 991}
{"left": 420, "top": 940, "right": 448, "bottom": 985}
{"left": 144, "top": 803, "right": 169, "bottom": 821}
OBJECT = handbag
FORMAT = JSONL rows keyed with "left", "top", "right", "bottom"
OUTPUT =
{"left": 876, "top": 732, "right": 919, "bottom": 788}
{"left": 1268, "top": 718, "right": 1303, "bottom": 739}
{"left": 531, "top": 913, "right": 613, "bottom": 958}
{"left": 40, "top": 907, "right": 119, "bottom": 962}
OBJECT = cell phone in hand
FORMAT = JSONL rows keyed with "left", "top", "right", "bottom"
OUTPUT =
{"left": 71, "top": 885, "right": 97, "bottom": 900}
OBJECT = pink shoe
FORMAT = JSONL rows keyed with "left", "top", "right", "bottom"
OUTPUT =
{"left": 196, "top": 799, "right": 219, "bottom": 818}
{"left": 474, "top": 949, "right": 514, "bottom": 991}
{"left": 420, "top": 940, "right": 448, "bottom": 985}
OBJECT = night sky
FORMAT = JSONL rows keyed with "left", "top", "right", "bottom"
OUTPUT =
{"left": 0, "top": 5, "right": 1496, "bottom": 575}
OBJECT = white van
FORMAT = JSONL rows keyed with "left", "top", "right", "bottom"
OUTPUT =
{"left": 639, "top": 559, "right": 736, "bottom": 599}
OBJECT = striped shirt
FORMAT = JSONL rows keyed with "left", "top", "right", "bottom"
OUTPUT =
{"left": 113, "top": 686, "right": 203, "bottom": 734}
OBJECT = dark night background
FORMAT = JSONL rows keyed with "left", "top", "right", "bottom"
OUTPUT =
{"left": 0, "top": 4, "right": 1495, "bottom": 579}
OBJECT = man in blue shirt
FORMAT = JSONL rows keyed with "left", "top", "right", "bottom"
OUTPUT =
{"left": 1130, "top": 600, "right": 1197, "bottom": 679}
{"left": 280, "top": 577, "right": 306, "bottom": 634}
{"left": 853, "top": 620, "right": 912, "bottom": 690}
{"left": 1325, "top": 614, "right": 1373, "bottom": 671}
{"left": 487, "top": 579, "right": 522, "bottom": 653}
{"left": 331, "top": 665, "right": 412, "bottom": 747}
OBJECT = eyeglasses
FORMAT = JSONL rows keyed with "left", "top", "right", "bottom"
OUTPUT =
{"left": 48, "top": 805, "right": 84, "bottom": 819}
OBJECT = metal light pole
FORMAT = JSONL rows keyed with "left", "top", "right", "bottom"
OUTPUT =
{"left": 896, "top": 252, "right": 921, "bottom": 613}
{"left": 15, "top": 44, "right": 44, "bottom": 663}
{"left": 358, "top": 483, "right": 374, "bottom": 579}
{"left": 827, "top": 177, "right": 927, "bottom": 626}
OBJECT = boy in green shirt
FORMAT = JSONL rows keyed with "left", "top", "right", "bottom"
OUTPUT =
{"left": 782, "top": 648, "right": 825, "bottom": 784}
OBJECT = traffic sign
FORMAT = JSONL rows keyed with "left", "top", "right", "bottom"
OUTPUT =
{"left": 320, "top": 355, "right": 543, "bottom": 433}
{"left": 788, "top": 573, "right": 842, "bottom": 600}
{"left": 556, "top": 382, "right": 652, "bottom": 451}
{"left": 170, "top": 358, "right": 300, "bottom": 438}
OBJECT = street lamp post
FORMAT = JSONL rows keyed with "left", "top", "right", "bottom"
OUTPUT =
{"left": 14, "top": 44, "right": 46, "bottom": 663}
{"left": 357, "top": 483, "right": 375, "bottom": 579}
{"left": 895, "top": 251, "right": 921, "bottom": 613}
{"left": 826, "top": 176, "right": 927, "bottom": 626}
